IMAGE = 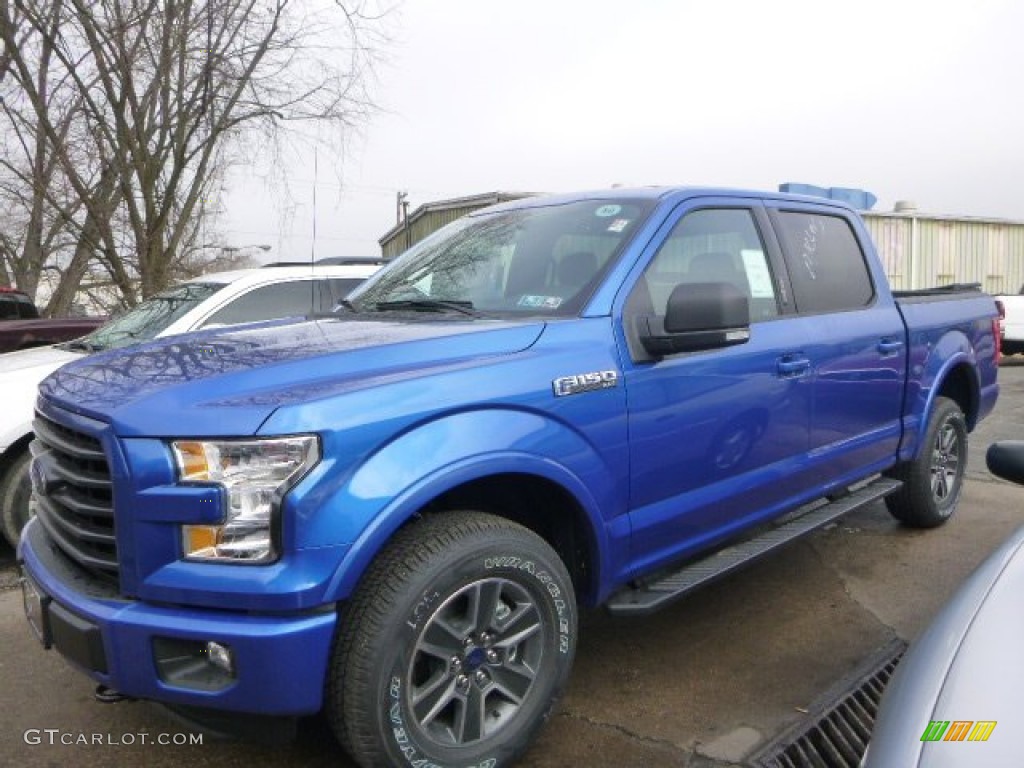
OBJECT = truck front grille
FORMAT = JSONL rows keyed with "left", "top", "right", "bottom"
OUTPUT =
{"left": 31, "top": 412, "right": 118, "bottom": 585}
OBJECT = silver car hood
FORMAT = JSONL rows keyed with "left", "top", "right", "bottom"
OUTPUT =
{"left": 866, "top": 525, "right": 1024, "bottom": 767}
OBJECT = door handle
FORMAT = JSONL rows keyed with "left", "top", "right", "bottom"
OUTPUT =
{"left": 877, "top": 338, "right": 904, "bottom": 356}
{"left": 777, "top": 356, "right": 811, "bottom": 377}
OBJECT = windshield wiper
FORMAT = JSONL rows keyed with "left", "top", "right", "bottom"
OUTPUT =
{"left": 373, "top": 299, "right": 481, "bottom": 317}
{"left": 59, "top": 340, "right": 102, "bottom": 353}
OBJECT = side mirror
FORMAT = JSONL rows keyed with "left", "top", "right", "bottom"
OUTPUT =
{"left": 987, "top": 441, "right": 1024, "bottom": 486}
{"left": 639, "top": 282, "right": 750, "bottom": 357}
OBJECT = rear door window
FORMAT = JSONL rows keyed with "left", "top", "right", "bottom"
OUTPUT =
{"left": 203, "top": 279, "right": 319, "bottom": 326}
{"left": 773, "top": 211, "right": 874, "bottom": 314}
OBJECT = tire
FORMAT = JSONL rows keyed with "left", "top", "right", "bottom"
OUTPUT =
{"left": 1, "top": 451, "right": 32, "bottom": 548}
{"left": 885, "top": 396, "right": 968, "bottom": 528}
{"left": 328, "top": 511, "right": 577, "bottom": 768}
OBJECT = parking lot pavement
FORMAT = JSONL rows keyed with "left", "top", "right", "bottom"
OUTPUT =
{"left": 2, "top": 358, "right": 1022, "bottom": 767}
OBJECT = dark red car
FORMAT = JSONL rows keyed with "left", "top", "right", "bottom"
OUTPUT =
{"left": 0, "top": 287, "right": 105, "bottom": 354}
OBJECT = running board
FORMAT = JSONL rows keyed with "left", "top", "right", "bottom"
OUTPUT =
{"left": 606, "top": 476, "right": 902, "bottom": 617}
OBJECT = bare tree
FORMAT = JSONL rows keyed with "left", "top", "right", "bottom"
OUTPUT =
{"left": 0, "top": 0, "right": 94, "bottom": 302}
{"left": 0, "top": 0, "right": 387, "bottom": 308}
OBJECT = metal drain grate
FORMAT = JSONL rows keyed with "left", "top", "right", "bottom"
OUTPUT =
{"left": 749, "top": 638, "right": 908, "bottom": 768}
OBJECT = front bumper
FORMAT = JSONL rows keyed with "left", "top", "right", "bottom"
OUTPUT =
{"left": 18, "top": 518, "right": 337, "bottom": 716}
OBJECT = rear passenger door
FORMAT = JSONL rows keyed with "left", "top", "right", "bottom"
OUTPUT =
{"left": 766, "top": 204, "right": 907, "bottom": 483}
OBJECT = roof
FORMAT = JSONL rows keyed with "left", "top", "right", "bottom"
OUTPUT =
{"left": 474, "top": 186, "right": 864, "bottom": 214}
{"left": 378, "top": 191, "right": 536, "bottom": 246}
{"left": 183, "top": 262, "right": 382, "bottom": 286}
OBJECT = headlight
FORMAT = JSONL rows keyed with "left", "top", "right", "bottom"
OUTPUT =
{"left": 171, "top": 436, "right": 320, "bottom": 563}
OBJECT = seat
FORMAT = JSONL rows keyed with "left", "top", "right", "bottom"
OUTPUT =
{"left": 687, "top": 252, "right": 750, "bottom": 296}
{"left": 555, "top": 251, "right": 597, "bottom": 293}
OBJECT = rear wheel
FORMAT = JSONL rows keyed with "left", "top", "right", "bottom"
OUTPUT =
{"left": 328, "top": 511, "right": 577, "bottom": 768}
{"left": 1, "top": 451, "right": 32, "bottom": 548}
{"left": 885, "top": 396, "right": 967, "bottom": 528}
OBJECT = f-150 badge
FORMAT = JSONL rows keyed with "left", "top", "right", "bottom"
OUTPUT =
{"left": 552, "top": 370, "right": 619, "bottom": 397}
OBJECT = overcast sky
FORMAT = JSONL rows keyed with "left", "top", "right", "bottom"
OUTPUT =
{"left": 221, "top": 0, "right": 1024, "bottom": 262}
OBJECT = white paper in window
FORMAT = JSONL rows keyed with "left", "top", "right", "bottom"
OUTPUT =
{"left": 741, "top": 250, "right": 775, "bottom": 298}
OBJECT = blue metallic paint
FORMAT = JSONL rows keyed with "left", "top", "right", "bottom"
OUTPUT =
{"left": 20, "top": 187, "right": 1001, "bottom": 717}
{"left": 19, "top": 521, "right": 335, "bottom": 714}
{"left": 896, "top": 304, "right": 999, "bottom": 462}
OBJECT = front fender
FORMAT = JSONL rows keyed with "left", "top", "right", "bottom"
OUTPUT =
{"left": 900, "top": 332, "right": 978, "bottom": 462}
{"left": 294, "top": 408, "right": 624, "bottom": 604}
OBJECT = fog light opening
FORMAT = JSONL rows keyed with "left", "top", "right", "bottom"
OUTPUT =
{"left": 153, "top": 637, "right": 237, "bottom": 692}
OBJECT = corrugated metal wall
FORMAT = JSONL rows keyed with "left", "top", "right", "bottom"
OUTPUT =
{"left": 863, "top": 213, "right": 1024, "bottom": 295}
{"left": 381, "top": 205, "right": 479, "bottom": 259}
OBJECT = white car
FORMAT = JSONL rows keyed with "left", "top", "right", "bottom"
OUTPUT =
{"left": 995, "top": 286, "right": 1024, "bottom": 356}
{"left": 0, "top": 261, "right": 382, "bottom": 546}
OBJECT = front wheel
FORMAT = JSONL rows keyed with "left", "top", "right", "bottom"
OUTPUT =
{"left": 328, "top": 511, "right": 577, "bottom": 768}
{"left": 1, "top": 451, "right": 32, "bottom": 548}
{"left": 885, "top": 396, "right": 968, "bottom": 528}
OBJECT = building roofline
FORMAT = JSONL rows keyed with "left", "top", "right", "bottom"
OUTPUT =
{"left": 863, "top": 210, "right": 1024, "bottom": 226}
{"left": 378, "top": 191, "right": 537, "bottom": 246}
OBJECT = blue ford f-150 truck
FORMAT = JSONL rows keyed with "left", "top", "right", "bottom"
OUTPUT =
{"left": 18, "top": 187, "right": 1000, "bottom": 768}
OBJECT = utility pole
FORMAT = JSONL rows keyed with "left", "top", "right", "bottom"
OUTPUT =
{"left": 396, "top": 191, "right": 408, "bottom": 224}
{"left": 398, "top": 191, "right": 411, "bottom": 250}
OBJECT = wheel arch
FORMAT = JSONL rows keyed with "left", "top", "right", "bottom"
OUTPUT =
{"left": 901, "top": 345, "right": 981, "bottom": 464}
{"left": 0, "top": 432, "right": 33, "bottom": 480}
{"left": 935, "top": 361, "right": 980, "bottom": 430}
{"left": 322, "top": 457, "right": 607, "bottom": 609}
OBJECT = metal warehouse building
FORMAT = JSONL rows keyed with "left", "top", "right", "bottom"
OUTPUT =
{"left": 379, "top": 192, "right": 1024, "bottom": 296}
{"left": 863, "top": 205, "right": 1024, "bottom": 294}
{"left": 379, "top": 192, "right": 533, "bottom": 260}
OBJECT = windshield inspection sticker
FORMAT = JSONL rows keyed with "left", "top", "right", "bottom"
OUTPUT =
{"left": 607, "top": 218, "right": 630, "bottom": 233}
{"left": 518, "top": 294, "right": 562, "bottom": 308}
{"left": 594, "top": 204, "right": 622, "bottom": 217}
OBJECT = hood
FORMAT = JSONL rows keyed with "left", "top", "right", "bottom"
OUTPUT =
{"left": 0, "top": 343, "right": 83, "bottom": 374}
{"left": 0, "top": 344, "right": 85, "bottom": 451}
{"left": 866, "top": 526, "right": 1024, "bottom": 767}
{"left": 40, "top": 316, "right": 545, "bottom": 436}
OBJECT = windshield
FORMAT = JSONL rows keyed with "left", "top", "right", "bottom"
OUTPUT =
{"left": 79, "top": 282, "right": 226, "bottom": 351}
{"left": 349, "top": 198, "right": 655, "bottom": 317}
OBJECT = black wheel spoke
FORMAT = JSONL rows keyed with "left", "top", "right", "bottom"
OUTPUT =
{"left": 467, "top": 579, "right": 504, "bottom": 632}
{"left": 456, "top": 684, "right": 487, "bottom": 743}
{"left": 494, "top": 603, "right": 542, "bottom": 648}
{"left": 412, "top": 670, "right": 457, "bottom": 727}
{"left": 488, "top": 661, "right": 536, "bottom": 704}
{"left": 419, "top": 619, "right": 463, "bottom": 659}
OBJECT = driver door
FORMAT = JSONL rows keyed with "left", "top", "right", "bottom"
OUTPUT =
{"left": 619, "top": 202, "right": 814, "bottom": 575}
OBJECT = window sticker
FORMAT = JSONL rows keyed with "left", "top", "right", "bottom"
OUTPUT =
{"left": 594, "top": 204, "right": 622, "bottom": 218}
{"left": 518, "top": 294, "right": 563, "bottom": 308}
{"left": 607, "top": 218, "right": 630, "bottom": 233}
{"left": 741, "top": 249, "right": 775, "bottom": 298}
